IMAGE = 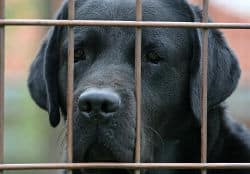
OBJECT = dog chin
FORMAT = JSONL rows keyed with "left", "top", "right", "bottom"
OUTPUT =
{"left": 83, "top": 141, "right": 134, "bottom": 163}
{"left": 84, "top": 143, "right": 118, "bottom": 162}
{"left": 80, "top": 141, "right": 134, "bottom": 174}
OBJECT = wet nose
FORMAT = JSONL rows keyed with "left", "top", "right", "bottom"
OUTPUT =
{"left": 78, "top": 88, "right": 121, "bottom": 119}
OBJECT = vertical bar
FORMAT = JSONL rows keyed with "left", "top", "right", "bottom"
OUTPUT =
{"left": 0, "top": 1, "right": 4, "bottom": 174}
{"left": 67, "top": 0, "right": 74, "bottom": 173}
{"left": 135, "top": 0, "right": 142, "bottom": 174}
{"left": 200, "top": 0, "right": 209, "bottom": 174}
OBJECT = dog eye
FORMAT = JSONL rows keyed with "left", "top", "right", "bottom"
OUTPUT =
{"left": 146, "top": 52, "right": 162, "bottom": 64}
{"left": 74, "top": 49, "right": 86, "bottom": 63}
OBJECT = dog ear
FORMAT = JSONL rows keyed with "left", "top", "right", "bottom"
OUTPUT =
{"left": 189, "top": 6, "right": 241, "bottom": 120}
{"left": 28, "top": 2, "right": 68, "bottom": 127}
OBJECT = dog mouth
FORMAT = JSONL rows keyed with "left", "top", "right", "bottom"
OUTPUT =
{"left": 83, "top": 143, "right": 132, "bottom": 174}
{"left": 84, "top": 143, "right": 117, "bottom": 162}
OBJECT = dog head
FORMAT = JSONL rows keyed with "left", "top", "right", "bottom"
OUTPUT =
{"left": 28, "top": 0, "right": 240, "bottom": 167}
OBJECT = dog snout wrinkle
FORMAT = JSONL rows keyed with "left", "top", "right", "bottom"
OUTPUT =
{"left": 78, "top": 88, "right": 121, "bottom": 119}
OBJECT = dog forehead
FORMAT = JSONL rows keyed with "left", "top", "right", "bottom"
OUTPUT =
{"left": 75, "top": 0, "right": 192, "bottom": 22}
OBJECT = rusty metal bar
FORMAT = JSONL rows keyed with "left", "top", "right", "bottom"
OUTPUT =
{"left": 135, "top": 1, "right": 142, "bottom": 174}
{"left": 67, "top": 1, "right": 74, "bottom": 174}
{"left": 0, "top": 19, "right": 250, "bottom": 29}
{"left": 0, "top": 1, "right": 5, "bottom": 174}
{"left": 0, "top": 163, "right": 250, "bottom": 170}
{"left": 200, "top": 1, "right": 209, "bottom": 174}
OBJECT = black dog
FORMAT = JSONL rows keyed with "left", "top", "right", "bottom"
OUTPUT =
{"left": 28, "top": 0, "right": 250, "bottom": 173}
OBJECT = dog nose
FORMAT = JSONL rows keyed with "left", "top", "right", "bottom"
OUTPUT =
{"left": 78, "top": 88, "right": 121, "bottom": 119}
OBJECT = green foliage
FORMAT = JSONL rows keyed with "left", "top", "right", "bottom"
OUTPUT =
{"left": 4, "top": 2, "right": 61, "bottom": 173}
{"left": 5, "top": 0, "right": 49, "bottom": 19}
{"left": 4, "top": 81, "right": 61, "bottom": 174}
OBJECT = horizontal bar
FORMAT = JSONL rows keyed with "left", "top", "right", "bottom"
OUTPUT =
{"left": 0, "top": 163, "right": 250, "bottom": 170}
{"left": 0, "top": 19, "right": 250, "bottom": 29}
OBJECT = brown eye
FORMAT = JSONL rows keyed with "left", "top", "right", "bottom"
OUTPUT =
{"left": 146, "top": 52, "right": 162, "bottom": 64}
{"left": 74, "top": 49, "right": 86, "bottom": 63}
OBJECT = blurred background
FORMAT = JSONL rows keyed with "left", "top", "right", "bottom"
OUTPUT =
{"left": 3, "top": 0, "right": 250, "bottom": 174}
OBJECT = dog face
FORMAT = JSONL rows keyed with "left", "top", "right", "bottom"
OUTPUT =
{"left": 28, "top": 0, "right": 240, "bottom": 173}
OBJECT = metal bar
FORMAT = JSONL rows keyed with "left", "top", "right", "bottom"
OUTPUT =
{"left": 0, "top": 19, "right": 250, "bottom": 29}
{"left": 0, "top": 163, "right": 250, "bottom": 170}
{"left": 200, "top": 1, "right": 209, "bottom": 174}
{"left": 134, "top": 0, "right": 142, "bottom": 174}
{"left": 0, "top": 1, "right": 5, "bottom": 174}
{"left": 67, "top": 1, "right": 75, "bottom": 174}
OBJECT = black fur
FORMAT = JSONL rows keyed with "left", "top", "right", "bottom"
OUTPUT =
{"left": 28, "top": 0, "right": 250, "bottom": 174}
